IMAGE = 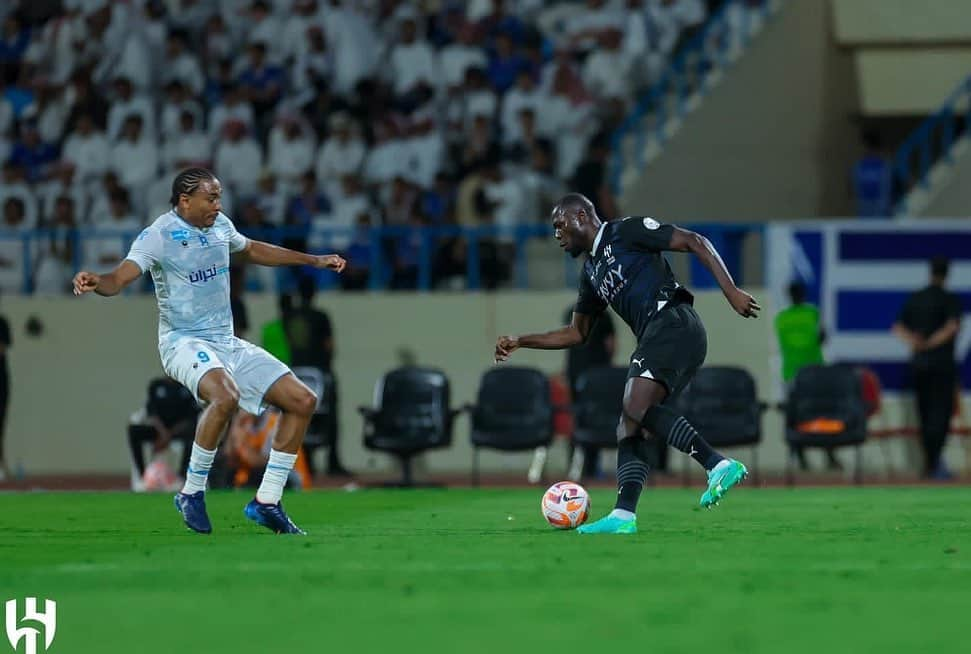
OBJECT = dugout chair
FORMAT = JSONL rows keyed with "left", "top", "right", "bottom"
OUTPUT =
{"left": 569, "top": 366, "right": 629, "bottom": 480}
{"left": 679, "top": 366, "right": 766, "bottom": 486}
{"left": 469, "top": 367, "right": 554, "bottom": 485}
{"left": 359, "top": 367, "right": 458, "bottom": 487}
{"left": 291, "top": 366, "right": 337, "bottom": 478}
{"left": 784, "top": 364, "right": 867, "bottom": 486}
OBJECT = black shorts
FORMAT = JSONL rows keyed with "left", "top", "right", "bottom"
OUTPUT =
{"left": 626, "top": 302, "right": 707, "bottom": 399}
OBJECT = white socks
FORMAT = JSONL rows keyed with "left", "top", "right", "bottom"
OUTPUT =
{"left": 180, "top": 443, "right": 297, "bottom": 504}
{"left": 181, "top": 442, "right": 216, "bottom": 494}
{"left": 610, "top": 509, "right": 636, "bottom": 521}
{"left": 256, "top": 449, "right": 297, "bottom": 505}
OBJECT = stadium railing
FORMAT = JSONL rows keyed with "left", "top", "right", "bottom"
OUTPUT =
{"left": 0, "top": 222, "right": 764, "bottom": 294}
{"left": 609, "top": 0, "right": 777, "bottom": 196}
{"left": 893, "top": 75, "right": 971, "bottom": 214}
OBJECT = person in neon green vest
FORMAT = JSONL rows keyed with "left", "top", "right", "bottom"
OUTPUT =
{"left": 261, "top": 293, "right": 292, "bottom": 365}
{"left": 775, "top": 281, "right": 840, "bottom": 470}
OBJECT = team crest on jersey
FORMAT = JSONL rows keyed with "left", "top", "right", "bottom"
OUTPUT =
{"left": 604, "top": 244, "right": 615, "bottom": 265}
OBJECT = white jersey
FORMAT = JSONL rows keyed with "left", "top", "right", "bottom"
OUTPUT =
{"left": 125, "top": 210, "right": 249, "bottom": 348}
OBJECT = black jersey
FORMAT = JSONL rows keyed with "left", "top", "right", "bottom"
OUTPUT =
{"left": 574, "top": 217, "right": 692, "bottom": 339}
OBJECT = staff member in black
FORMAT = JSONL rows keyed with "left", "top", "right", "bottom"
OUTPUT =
{"left": 129, "top": 376, "right": 199, "bottom": 482}
{"left": 893, "top": 256, "right": 963, "bottom": 480}
{"left": 563, "top": 305, "right": 616, "bottom": 478}
{"left": 285, "top": 275, "right": 350, "bottom": 476}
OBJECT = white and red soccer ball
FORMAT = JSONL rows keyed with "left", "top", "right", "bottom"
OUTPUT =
{"left": 143, "top": 458, "right": 180, "bottom": 492}
{"left": 541, "top": 481, "right": 590, "bottom": 529}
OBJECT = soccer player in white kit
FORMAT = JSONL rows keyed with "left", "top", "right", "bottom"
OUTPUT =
{"left": 73, "top": 168, "right": 346, "bottom": 535}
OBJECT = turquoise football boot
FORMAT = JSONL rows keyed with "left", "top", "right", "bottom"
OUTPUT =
{"left": 576, "top": 514, "right": 637, "bottom": 535}
{"left": 700, "top": 458, "right": 748, "bottom": 508}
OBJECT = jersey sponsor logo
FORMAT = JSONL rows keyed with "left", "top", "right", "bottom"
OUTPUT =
{"left": 169, "top": 229, "right": 190, "bottom": 241}
{"left": 642, "top": 217, "right": 660, "bottom": 230}
{"left": 595, "top": 264, "right": 626, "bottom": 303}
{"left": 188, "top": 265, "right": 229, "bottom": 284}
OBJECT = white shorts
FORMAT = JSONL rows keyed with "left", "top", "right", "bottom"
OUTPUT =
{"left": 160, "top": 336, "right": 291, "bottom": 415}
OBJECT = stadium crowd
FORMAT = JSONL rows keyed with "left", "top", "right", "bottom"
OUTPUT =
{"left": 0, "top": 0, "right": 718, "bottom": 293}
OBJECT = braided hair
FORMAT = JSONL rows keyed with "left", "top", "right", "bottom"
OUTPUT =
{"left": 170, "top": 167, "right": 217, "bottom": 206}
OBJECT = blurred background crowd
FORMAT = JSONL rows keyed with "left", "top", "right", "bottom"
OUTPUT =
{"left": 0, "top": 0, "right": 757, "bottom": 294}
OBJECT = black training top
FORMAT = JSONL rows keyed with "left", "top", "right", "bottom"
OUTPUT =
{"left": 146, "top": 378, "right": 199, "bottom": 428}
{"left": 574, "top": 217, "right": 692, "bottom": 340}
{"left": 897, "top": 285, "right": 962, "bottom": 370}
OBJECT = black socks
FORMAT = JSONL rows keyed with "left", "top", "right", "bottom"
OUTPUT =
{"left": 615, "top": 436, "right": 650, "bottom": 513}
{"left": 642, "top": 404, "right": 724, "bottom": 471}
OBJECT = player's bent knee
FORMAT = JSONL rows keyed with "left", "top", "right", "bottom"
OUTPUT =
{"left": 209, "top": 388, "right": 240, "bottom": 414}
{"left": 199, "top": 369, "right": 240, "bottom": 410}
{"left": 290, "top": 389, "right": 317, "bottom": 418}
{"left": 279, "top": 386, "right": 317, "bottom": 418}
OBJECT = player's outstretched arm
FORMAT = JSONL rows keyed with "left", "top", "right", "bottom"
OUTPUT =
{"left": 73, "top": 260, "right": 142, "bottom": 297}
{"left": 667, "top": 226, "right": 760, "bottom": 319}
{"left": 495, "top": 312, "right": 594, "bottom": 362}
{"left": 239, "top": 240, "right": 346, "bottom": 272}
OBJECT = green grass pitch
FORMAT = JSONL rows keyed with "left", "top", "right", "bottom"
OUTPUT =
{"left": 2, "top": 487, "right": 969, "bottom": 654}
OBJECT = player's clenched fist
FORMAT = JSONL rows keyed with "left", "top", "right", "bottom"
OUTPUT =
{"left": 73, "top": 271, "right": 100, "bottom": 295}
{"left": 494, "top": 335, "right": 520, "bottom": 363}
{"left": 314, "top": 254, "right": 346, "bottom": 273}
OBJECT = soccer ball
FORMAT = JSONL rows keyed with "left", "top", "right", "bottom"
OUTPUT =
{"left": 541, "top": 481, "right": 590, "bottom": 529}
{"left": 143, "top": 457, "right": 180, "bottom": 492}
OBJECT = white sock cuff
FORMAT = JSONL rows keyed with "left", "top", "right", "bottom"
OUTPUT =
{"left": 191, "top": 442, "right": 217, "bottom": 461}
{"left": 182, "top": 442, "right": 217, "bottom": 495}
{"left": 268, "top": 449, "right": 298, "bottom": 468}
{"left": 256, "top": 450, "right": 297, "bottom": 505}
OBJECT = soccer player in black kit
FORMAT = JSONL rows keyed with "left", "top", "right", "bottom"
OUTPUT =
{"left": 495, "top": 194, "right": 761, "bottom": 534}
